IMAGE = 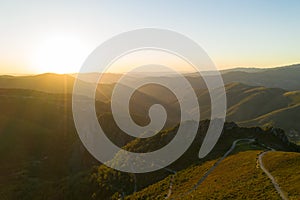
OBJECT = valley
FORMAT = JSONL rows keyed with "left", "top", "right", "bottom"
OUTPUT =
{"left": 0, "top": 64, "right": 299, "bottom": 199}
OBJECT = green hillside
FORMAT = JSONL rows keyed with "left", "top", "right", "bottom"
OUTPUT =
{"left": 127, "top": 149, "right": 300, "bottom": 200}
{"left": 263, "top": 152, "right": 300, "bottom": 200}
{"left": 225, "top": 83, "right": 288, "bottom": 121}
{"left": 241, "top": 104, "right": 300, "bottom": 143}
{"left": 90, "top": 121, "right": 299, "bottom": 199}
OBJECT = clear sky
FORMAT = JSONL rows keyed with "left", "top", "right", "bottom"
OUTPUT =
{"left": 0, "top": 0, "right": 300, "bottom": 74}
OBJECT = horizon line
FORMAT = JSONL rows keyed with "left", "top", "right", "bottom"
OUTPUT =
{"left": 1, "top": 62, "right": 299, "bottom": 77}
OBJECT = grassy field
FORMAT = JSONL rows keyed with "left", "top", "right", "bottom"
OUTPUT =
{"left": 263, "top": 151, "right": 300, "bottom": 200}
{"left": 127, "top": 143, "right": 300, "bottom": 200}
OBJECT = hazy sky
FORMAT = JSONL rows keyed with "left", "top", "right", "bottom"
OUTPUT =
{"left": 0, "top": 0, "right": 300, "bottom": 74}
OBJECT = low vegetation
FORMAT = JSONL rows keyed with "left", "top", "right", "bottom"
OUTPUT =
{"left": 128, "top": 148, "right": 300, "bottom": 199}
{"left": 263, "top": 152, "right": 300, "bottom": 200}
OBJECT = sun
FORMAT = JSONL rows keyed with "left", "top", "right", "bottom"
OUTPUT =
{"left": 31, "top": 34, "right": 91, "bottom": 74}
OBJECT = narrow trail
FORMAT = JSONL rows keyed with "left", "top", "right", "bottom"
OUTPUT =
{"left": 173, "top": 138, "right": 255, "bottom": 199}
{"left": 191, "top": 139, "right": 255, "bottom": 190}
{"left": 135, "top": 139, "right": 289, "bottom": 200}
{"left": 258, "top": 151, "right": 289, "bottom": 200}
{"left": 164, "top": 168, "right": 177, "bottom": 199}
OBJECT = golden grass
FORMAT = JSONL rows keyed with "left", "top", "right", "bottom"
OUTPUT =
{"left": 263, "top": 151, "right": 300, "bottom": 200}
{"left": 128, "top": 150, "right": 282, "bottom": 199}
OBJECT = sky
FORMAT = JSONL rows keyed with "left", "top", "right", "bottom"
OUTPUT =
{"left": 0, "top": 0, "right": 300, "bottom": 74}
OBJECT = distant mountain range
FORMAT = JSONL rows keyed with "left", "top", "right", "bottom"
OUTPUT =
{"left": 221, "top": 64, "right": 300, "bottom": 91}
{"left": 1, "top": 63, "right": 300, "bottom": 91}
{"left": 0, "top": 64, "right": 299, "bottom": 143}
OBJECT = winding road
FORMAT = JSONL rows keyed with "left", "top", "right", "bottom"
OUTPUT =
{"left": 172, "top": 138, "right": 255, "bottom": 199}
{"left": 258, "top": 151, "right": 289, "bottom": 200}
{"left": 164, "top": 138, "right": 289, "bottom": 200}
{"left": 191, "top": 139, "right": 255, "bottom": 190}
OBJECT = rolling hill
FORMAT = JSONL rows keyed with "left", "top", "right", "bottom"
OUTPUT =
{"left": 1, "top": 63, "right": 299, "bottom": 92}
{"left": 127, "top": 150, "right": 300, "bottom": 200}
{"left": 0, "top": 86, "right": 299, "bottom": 199}
{"left": 0, "top": 64, "right": 300, "bottom": 199}
{"left": 171, "top": 82, "right": 300, "bottom": 142}
{"left": 0, "top": 71, "right": 299, "bottom": 142}
{"left": 87, "top": 120, "right": 299, "bottom": 199}
{"left": 222, "top": 64, "right": 300, "bottom": 91}
{"left": 240, "top": 104, "right": 300, "bottom": 143}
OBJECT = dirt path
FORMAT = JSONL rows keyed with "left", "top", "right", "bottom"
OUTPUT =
{"left": 173, "top": 138, "right": 255, "bottom": 199}
{"left": 191, "top": 139, "right": 255, "bottom": 189}
{"left": 164, "top": 167, "right": 177, "bottom": 199}
{"left": 258, "top": 151, "right": 289, "bottom": 200}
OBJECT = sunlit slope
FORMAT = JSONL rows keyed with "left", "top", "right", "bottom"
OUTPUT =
{"left": 200, "top": 83, "right": 300, "bottom": 142}
{"left": 263, "top": 152, "right": 300, "bottom": 200}
{"left": 240, "top": 104, "right": 300, "bottom": 143}
{"left": 284, "top": 91, "right": 300, "bottom": 105}
{"left": 168, "top": 82, "right": 300, "bottom": 142}
{"left": 0, "top": 73, "right": 75, "bottom": 93}
{"left": 225, "top": 83, "right": 289, "bottom": 121}
{"left": 91, "top": 121, "right": 298, "bottom": 200}
{"left": 127, "top": 150, "right": 300, "bottom": 200}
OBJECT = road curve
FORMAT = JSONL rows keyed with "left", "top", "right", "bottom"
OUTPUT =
{"left": 173, "top": 138, "right": 255, "bottom": 199}
{"left": 258, "top": 151, "right": 289, "bottom": 200}
{"left": 192, "top": 139, "right": 255, "bottom": 189}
